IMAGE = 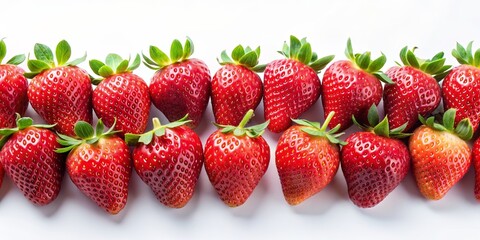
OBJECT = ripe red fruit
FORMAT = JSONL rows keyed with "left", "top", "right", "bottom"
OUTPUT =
{"left": 212, "top": 45, "right": 265, "bottom": 125}
{"left": 384, "top": 47, "right": 451, "bottom": 131}
{"left": 409, "top": 109, "right": 473, "bottom": 200}
{"left": 443, "top": 42, "right": 480, "bottom": 132}
{"left": 341, "top": 106, "right": 410, "bottom": 208}
{"left": 322, "top": 39, "right": 392, "bottom": 131}
{"left": 473, "top": 138, "right": 480, "bottom": 200}
{"left": 264, "top": 36, "right": 334, "bottom": 133}
{"left": 125, "top": 116, "right": 204, "bottom": 208}
{"left": 205, "top": 110, "right": 270, "bottom": 207}
{"left": 0, "top": 116, "right": 64, "bottom": 205}
{"left": 57, "top": 120, "right": 132, "bottom": 214}
{"left": 143, "top": 38, "right": 210, "bottom": 128}
{"left": 26, "top": 40, "right": 92, "bottom": 136}
{"left": 276, "top": 112, "right": 345, "bottom": 205}
{"left": 90, "top": 54, "right": 150, "bottom": 136}
{"left": 0, "top": 39, "right": 28, "bottom": 129}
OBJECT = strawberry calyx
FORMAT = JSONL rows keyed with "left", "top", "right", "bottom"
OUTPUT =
{"left": 352, "top": 105, "right": 410, "bottom": 139}
{"left": 0, "top": 38, "right": 26, "bottom": 65}
{"left": 214, "top": 109, "right": 269, "bottom": 138}
{"left": 277, "top": 35, "right": 335, "bottom": 73}
{"left": 0, "top": 114, "right": 55, "bottom": 149}
{"left": 292, "top": 111, "right": 347, "bottom": 145}
{"left": 143, "top": 37, "right": 195, "bottom": 70}
{"left": 217, "top": 45, "right": 266, "bottom": 72}
{"left": 419, "top": 108, "right": 473, "bottom": 141}
{"left": 89, "top": 53, "right": 141, "bottom": 85}
{"left": 124, "top": 115, "right": 191, "bottom": 145}
{"left": 344, "top": 38, "right": 393, "bottom": 84}
{"left": 452, "top": 41, "right": 480, "bottom": 67}
{"left": 24, "top": 40, "right": 87, "bottom": 79}
{"left": 396, "top": 46, "right": 451, "bottom": 81}
{"left": 55, "top": 119, "right": 120, "bottom": 153}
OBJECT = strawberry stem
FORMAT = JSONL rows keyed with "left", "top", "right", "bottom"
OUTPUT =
{"left": 238, "top": 109, "right": 254, "bottom": 129}
{"left": 152, "top": 118, "right": 162, "bottom": 129}
{"left": 321, "top": 111, "right": 335, "bottom": 132}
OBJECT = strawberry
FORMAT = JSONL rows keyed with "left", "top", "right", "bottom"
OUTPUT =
{"left": 409, "top": 109, "right": 473, "bottom": 200}
{"left": 341, "top": 106, "right": 410, "bottom": 208}
{"left": 264, "top": 36, "right": 334, "bottom": 133}
{"left": 0, "top": 39, "right": 28, "bottom": 129}
{"left": 204, "top": 110, "right": 270, "bottom": 207}
{"left": 25, "top": 40, "right": 92, "bottom": 136}
{"left": 0, "top": 116, "right": 64, "bottom": 205}
{"left": 212, "top": 45, "right": 265, "bottom": 125}
{"left": 125, "top": 116, "right": 203, "bottom": 208}
{"left": 322, "top": 39, "right": 393, "bottom": 131}
{"left": 384, "top": 47, "right": 451, "bottom": 131}
{"left": 276, "top": 111, "right": 345, "bottom": 205}
{"left": 443, "top": 42, "right": 480, "bottom": 132}
{"left": 89, "top": 54, "right": 150, "bottom": 136}
{"left": 57, "top": 120, "right": 132, "bottom": 214}
{"left": 143, "top": 38, "right": 211, "bottom": 128}
{"left": 473, "top": 138, "right": 480, "bottom": 200}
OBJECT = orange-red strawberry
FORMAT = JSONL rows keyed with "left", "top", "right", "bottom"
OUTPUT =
{"left": 205, "top": 110, "right": 270, "bottom": 207}
{"left": 384, "top": 47, "right": 451, "bottom": 131}
{"left": 26, "top": 40, "right": 92, "bottom": 136}
{"left": 276, "top": 112, "right": 345, "bottom": 205}
{"left": 341, "top": 106, "right": 410, "bottom": 208}
{"left": 443, "top": 42, "right": 480, "bottom": 132}
{"left": 0, "top": 39, "right": 28, "bottom": 129}
{"left": 125, "top": 116, "right": 203, "bottom": 208}
{"left": 473, "top": 138, "right": 480, "bottom": 200}
{"left": 264, "top": 36, "right": 334, "bottom": 133}
{"left": 57, "top": 120, "right": 132, "bottom": 214}
{"left": 409, "top": 109, "right": 473, "bottom": 200}
{"left": 212, "top": 45, "right": 265, "bottom": 125}
{"left": 90, "top": 54, "right": 150, "bottom": 136}
{"left": 322, "top": 39, "right": 392, "bottom": 131}
{"left": 144, "top": 38, "right": 210, "bottom": 128}
{"left": 0, "top": 116, "right": 64, "bottom": 205}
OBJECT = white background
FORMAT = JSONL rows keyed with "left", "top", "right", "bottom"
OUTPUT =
{"left": 1, "top": 0, "right": 480, "bottom": 239}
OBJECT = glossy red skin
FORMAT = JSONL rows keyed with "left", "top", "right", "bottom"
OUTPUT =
{"left": 204, "top": 130, "right": 270, "bottom": 207}
{"left": 275, "top": 126, "right": 339, "bottom": 205}
{"left": 264, "top": 59, "right": 320, "bottom": 133}
{"left": 474, "top": 138, "right": 480, "bottom": 200}
{"left": 132, "top": 126, "right": 204, "bottom": 208}
{"left": 410, "top": 126, "right": 471, "bottom": 200}
{"left": 341, "top": 132, "right": 410, "bottom": 208}
{"left": 384, "top": 66, "right": 440, "bottom": 131}
{"left": 28, "top": 66, "right": 93, "bottom": 136}
{"left": 0, "top": 164, "right": 3, "bottom": 189}
{"left": 322, "top": 60, "right": 382, "bottom": 131}
{"left": 212, "top": 64, "right": 263, "bottom": 125}
{"left": 93, "top": 73, "right": 150, "bottom": 136}
{"left": 0, "top": 127, "right": 64, "bottom": 205}
{"left": 443, "top": 65, "right": 480, "bottom": 132}
{"left": 67, "top": 137, "right": 131, "bottom": 214}
{"left": 149, "top": 59, "right": 211, "bottom": 128}
{"left": 0, "top": 64, "right": 28, "bottom": 128}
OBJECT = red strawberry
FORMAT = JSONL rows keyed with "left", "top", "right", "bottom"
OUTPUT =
{"left": 26, "top": 40, "right": 92, "bottom": 136}
{"left": 57, "top": 120, "right": 132, "bottom": 214}
{"left": 341, "top": 106, "right": 410, "bottom": 208}
{"left": 264, "top": 36, "right": 334, "bottom": 133}
{"left": 473, "top": 138, "right": 480, "bottom": 200}
{"left": 205, "top": 110, "right": 270, "bottom": 207}
{"left": 384, "top": 47, "right": 451, "bottom": 131}
{"left": 276, "top": 112, "right": 345, "bottom": 205}
{"left": 443, "top": 42, "right": 480, "bottom": 132}
{"left": 125, "top": 116, "right": 203, "bottom": 208}
{"left": 0, "top": 39, "right": 28, "bottom": 128}
{"left": 322, "top": 39, "right": 392, "bottom": 131}
{"left": 0, "top": 164, "right": 3, "bottom": 189}
{"left": 212, "top": 45, "right": 265, "bottom": 125}
{"left": 409, "top": 109, "right": 472, "bottom": 200}
{"left": 0, "top": 116, "right": 64, "bottom": 205}
{"left": 143, "top": 38, "right": 210, "bottom": 128}
{"left": 90, "top": 54, "right": 150, "bottom": 136}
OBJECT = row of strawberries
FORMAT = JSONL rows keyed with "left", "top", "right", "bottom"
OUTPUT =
{"left": 0, "top": 36, "right": 478, "bottom": 213}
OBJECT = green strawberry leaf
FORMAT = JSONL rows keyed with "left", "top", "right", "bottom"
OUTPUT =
{"left": 89, "top": 59, "right": 105, "bottom": 76}
{"left": 367, "top": 54, "right": 387, "bottom": 73}
{"left": 406, "top": 50, "right": 419, "bottom": 68}
{"left": 106, "top": 53, "right": 123, "bottom": 71}
{"left": 442, "top": 108, "right": 455, "bottom": 131}
{"left": 66, "top": 52, "right": 87, "bottom": 66}
{"left": 345, "top": 38, "right": 354, "bottom": 60}
{"left": 0, "top": 39, "right": 6, "bottom": 63}
{"left": 139, "top": 131, "right": 154, "bottom": 144}
{"left": 27, "top": 59, "right": 51, "bottom": 73}
{"left": 98, "top": 65, "right": 114, "bottom": 78}
{"left": 150, "top": 45, "right": 170, "bottom": 67}
{"left": 297, "top": 43, "right": 313, "bottom": 65}
{"left": 356, "top": 52, "right": 371, "bottom": 69}
{"left": 373, "top": 72, "right": 394, "bottom": 84}
{"left": 238, "top": 51, "right": 257, "bottom": 67}
{"left": 7, "top": 54, "right": 26, "bottom": 65}
{"left": 310, "top": 55, "right": 335, "bottom": 72}
{"left": 127, "top": 54, "right": 141, "bottom": 71}
{"left": 289, "top": 35, "right": 301, "bottom": 59}
{"left": 116, "top": 59, "right": 129, "bottom": 73}
{"left": 367, "top": 104, "right": 380, "bottom": 126}
{"left": 170, "top": 39, "right": 183, "bottom": 63}
{"left": 455, "top": 118, "right": 474, "bottom": 141}
{"left": 232, "top": 45, "right": 245, "bottom": 62}
{"left": 34, "top": 43, "right": 54, "bottom": 65}
{"left": 474, "top": 48, "right": 480, "bottom": 67}
{"left": 74, "top": 121, "right": 95, "bottom": 139}
{"left": 154, "top": 127, "right": 166, "bottom": 137}
{"left": 56, "top": 40, "right": 71, "bottom": 66}
{"left": 183, "top": 37, "right": 194, "bottom": 59}
{"left": 373, "top": 117, "right": 390, "bottom": 138}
